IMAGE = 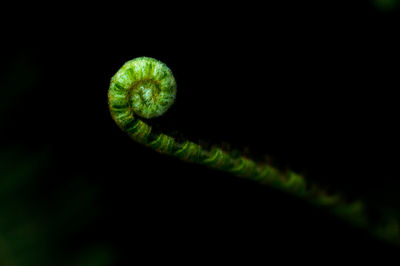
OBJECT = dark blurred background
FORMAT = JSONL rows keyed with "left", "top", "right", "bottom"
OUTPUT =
{"left": 1, "top": 1, "right": 400, "bottom": 264}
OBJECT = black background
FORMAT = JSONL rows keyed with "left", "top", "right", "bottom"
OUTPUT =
{"left": 2, "top": 1, "right": 400, "bottom": 264}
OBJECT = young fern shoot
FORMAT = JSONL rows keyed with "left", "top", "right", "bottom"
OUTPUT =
{"left": 108, "top": 57, "right": 400, "bottom": 245}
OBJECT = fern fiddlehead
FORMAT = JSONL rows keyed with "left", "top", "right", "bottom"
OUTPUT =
{"left": 108, "top": 57, "right": 399, "bottom": 245}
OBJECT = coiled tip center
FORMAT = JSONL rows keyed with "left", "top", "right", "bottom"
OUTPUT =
{"left": 109, "top": 57, "right": 177, "bottom": 120}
